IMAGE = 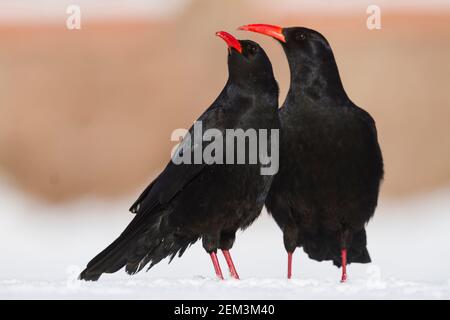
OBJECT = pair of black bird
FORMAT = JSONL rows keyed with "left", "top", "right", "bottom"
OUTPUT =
{"left": 80, "top": 24, "right": 383, "bottom": 282}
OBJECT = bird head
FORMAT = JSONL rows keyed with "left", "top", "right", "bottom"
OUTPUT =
{"left": 238, "top": 25, "right": 346, "bottom": 99}
{"left": 216, "top": 31, "right": 276, "bottom": 89}
{"left": 238, "top": 24, "right": 333, "bottom": 67}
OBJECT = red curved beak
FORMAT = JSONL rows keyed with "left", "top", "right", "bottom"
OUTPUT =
{"left": 238, "top": 24, "right": 286, "bottom": 43}
{"left": 216, "top": 31, "right": 242, "bottom": 54}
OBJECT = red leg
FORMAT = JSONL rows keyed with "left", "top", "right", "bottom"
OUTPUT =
{"left": 287, "top": 252, "right": 293, "bottom": 279}
{"left": 341, "top": 248, "right": 347, "bottom": 282}
{"left": 222, "top": 250, "right": 240, "bottom": 280}
{"left": 210, "top": 252, "right": 224, "bottom": 280}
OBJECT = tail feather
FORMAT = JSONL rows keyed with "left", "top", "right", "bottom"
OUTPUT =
{"left": 125, "top": 232, "right": 198, "bottom": 275}
{"left": 79, "top": 224, "right": 145, "bottom": 281}
{"left": 79, "top": 210, "right": 199, "bottom": 281}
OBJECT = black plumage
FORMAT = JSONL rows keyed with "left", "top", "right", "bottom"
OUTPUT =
{"left": 240, "top": 25, "right": 384, "bottom": 281}
{"left": 79, "top": 33, "right": 279, "bottom": 281}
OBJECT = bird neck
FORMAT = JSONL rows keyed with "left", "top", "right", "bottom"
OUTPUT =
{"left": 286, "top": 53, "right": 349, "bottom": 107}
{"left": 227, "top": 72, "right": 278, "bottom": 103}
{"left": 229, "top": 69, "right": 277, "bottom": 91}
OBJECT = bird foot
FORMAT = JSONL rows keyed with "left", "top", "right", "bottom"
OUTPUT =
{"left": 287, "top": 252, "right": 293, "bottom": 279}
{"left": 341, "top": 248, "right": 347, "bottom": 283}
{"left": 222, "top": 250, "right": 240, "bottom": 280}
{"left": 209, "top": 252, "right": 224, "bottom": 280}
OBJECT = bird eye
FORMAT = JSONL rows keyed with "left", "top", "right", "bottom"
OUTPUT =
{"left": 247, "top": 45, "right": 257, "bottom": 54}
{"left": 296, "top": 33, "right": 306, "bottom": 41}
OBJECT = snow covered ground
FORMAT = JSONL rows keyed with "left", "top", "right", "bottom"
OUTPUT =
{"left": 0, "top": 179, "right": 449, "bottom": 299}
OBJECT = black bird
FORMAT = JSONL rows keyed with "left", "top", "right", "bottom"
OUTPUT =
{"left": 240, "top": 24, "right": 384, "bottom": 281}
{"left": 79, "top": 31, "right": 279, "bottom": 281}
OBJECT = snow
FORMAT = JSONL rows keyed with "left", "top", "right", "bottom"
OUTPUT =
{"left": 1, "top": 179, "right": 449, "bottom": 299}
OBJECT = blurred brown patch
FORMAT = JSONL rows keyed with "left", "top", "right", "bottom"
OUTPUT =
{"left": 0, "top": 2, "right": 449, "bottom": 203}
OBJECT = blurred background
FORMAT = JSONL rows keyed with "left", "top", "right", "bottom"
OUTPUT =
{"left": 1, "top": 0, "right": 450, "bottom": 298}
{"left": 1, "top": 0, "right": 449, "bottom": 202}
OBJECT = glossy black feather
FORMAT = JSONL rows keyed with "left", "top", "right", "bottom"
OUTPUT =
{"left": 265, "top": 27, "right": 384, "bottom": 267}
{"left": 80, "top": 40, "right": 279, "bottom": 281}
